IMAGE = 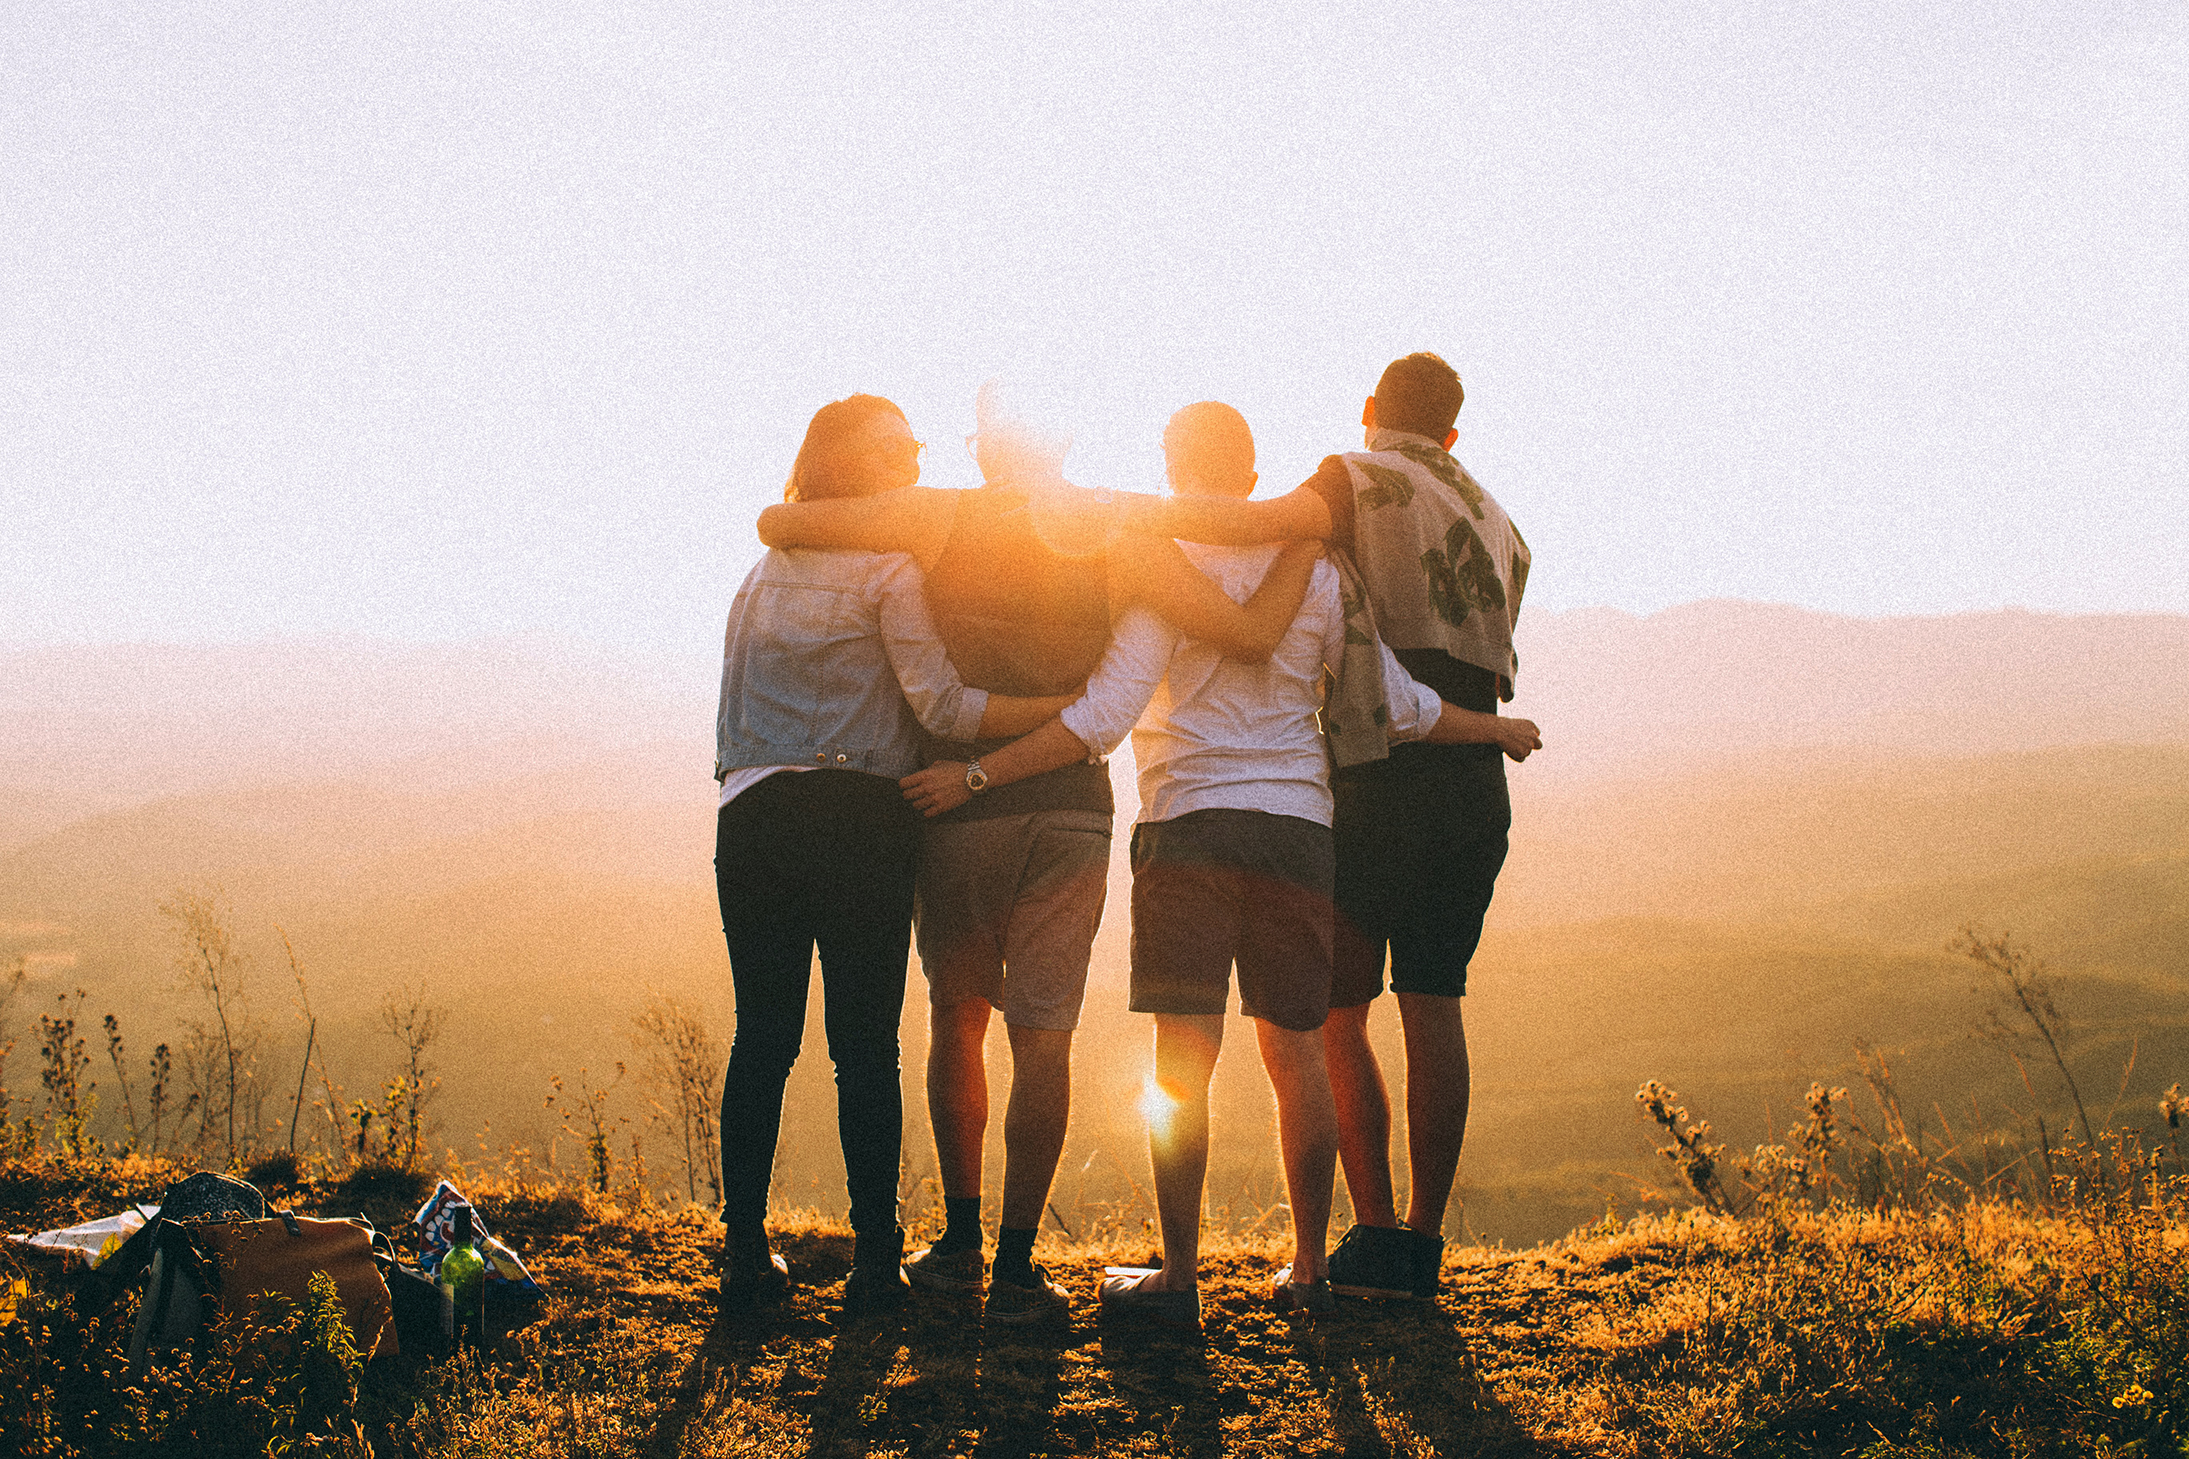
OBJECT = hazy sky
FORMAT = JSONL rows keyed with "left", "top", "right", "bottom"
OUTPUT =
{"left": 6, "top": 1, "right": 2184, "bottom": 662}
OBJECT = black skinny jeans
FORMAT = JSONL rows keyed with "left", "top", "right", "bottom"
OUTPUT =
{"left": 715, "top": 769, "right": 920, "bottom": 1237}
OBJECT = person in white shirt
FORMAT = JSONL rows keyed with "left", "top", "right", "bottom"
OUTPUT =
{"left": 900, "top": 403, "right": 1538, "bottom": 1324}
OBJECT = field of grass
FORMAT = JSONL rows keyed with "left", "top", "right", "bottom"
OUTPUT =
{"left": 3, "top": 1151, "right": 2185, "bottom": 1458}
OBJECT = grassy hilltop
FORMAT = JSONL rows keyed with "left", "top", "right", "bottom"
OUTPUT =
{"left": 3, "top": 1139, "right": 2187, "bottom": 1459}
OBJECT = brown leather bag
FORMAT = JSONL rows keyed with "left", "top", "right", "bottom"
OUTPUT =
{"left": 195, "top": 1213, "right": 398, "bottom": 1359}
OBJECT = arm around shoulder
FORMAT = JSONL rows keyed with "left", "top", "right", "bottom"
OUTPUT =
{"left": 1110, "top": 536, "right": 1320, "bottom": 662}
{"left": 1120, "top": 483, "right": 1332, "bottom": 546}
{"left": 757, "top": 485, "right": 955, "bottom": 564}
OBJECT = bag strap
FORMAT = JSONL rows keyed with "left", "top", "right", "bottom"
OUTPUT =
{"left": 144, "top": 1221, "right": 202, "bottom": 1335}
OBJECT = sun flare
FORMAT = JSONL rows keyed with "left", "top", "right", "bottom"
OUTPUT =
{"left": 1139, "top": 1076, "right": 1177, "bottom": 1140}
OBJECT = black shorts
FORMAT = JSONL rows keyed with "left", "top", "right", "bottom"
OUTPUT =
{"left": 1332, "top": 748, "right": 1510, "bottom": 1004}
{"left": 1127, "top": 809, "right": 1336, "bottom": 1032}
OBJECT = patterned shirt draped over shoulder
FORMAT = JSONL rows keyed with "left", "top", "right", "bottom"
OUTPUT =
{"left": 1342, "top": 428, "right": 1527, "bottom": 687}
{"left": 1318, "top": 428, "right": 1528, "bottom": 769}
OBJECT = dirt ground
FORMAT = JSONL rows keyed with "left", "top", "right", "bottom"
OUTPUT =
{"left": 465, "top": 1202, "right": 1614, "bottom": 1458}
{"left": 11, "top": 1163, "right": 2182, "bottom": 1457}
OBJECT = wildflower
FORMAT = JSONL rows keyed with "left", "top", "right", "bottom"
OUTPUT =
{"left": 1639, "top": 1081, "right": 1731, "bottom": 1212}
{"left": 2113, "top": 1383, "right": 2152, "bottom": 1410}
{"left": 2160, "top": 1083, "right": 2184, "bottom": 1129}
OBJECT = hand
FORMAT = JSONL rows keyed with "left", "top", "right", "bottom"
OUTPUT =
{"left": 901, "top": 762, "right": 973, "bottom": 818}
{"left": 1494, "top": 717, "right": 1542, "bottom": 762}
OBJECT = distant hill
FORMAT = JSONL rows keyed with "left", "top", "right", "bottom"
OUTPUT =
{"left": 4, "top": 605, "right": 2186, "bottom": 1243}
{"left": 7, "top": 603, "right": 2188, "bottom": 837}
{"left": 0, "top": 636, "right": 712, "bottom": 846}
{"left": 1513, "top": 602, "right": 2189, "bottom": 781}
{"left": 5, "top": 737, "right": 2183, "bottom": 1244}
{"left": 1498, "top": 742, "right": 2189, "bottom": 955}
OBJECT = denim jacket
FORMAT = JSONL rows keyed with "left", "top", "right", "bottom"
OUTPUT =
{"left": 714, "top": 548, "right": 990, "bottom": 782}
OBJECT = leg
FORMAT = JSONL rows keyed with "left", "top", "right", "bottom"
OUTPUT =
{"left": 1324, "top": 1002, "right": 1399, "bottom": 1228}
{"left": 926, "top": 998, "right": 994, "bottom": 1202}
{"left": 989, "top": 809, "right": 1109, "bottom": 1235}
{"left": 998, "top": 1022, "right": 1072, "bottom": 1230}
{"left": 816, "top": 913, "right": 913, "bottom": 1240}
{"left": 1254, "top": 1017, "right": 1339, "bottom": 1283}
{"left": 1396, "top": 991, "right": 1470, "bottom": 1234}
{"left": 1144, "top": 1013, "right": 1223, "bottom": 1291}
{"left": 714, "top": 795, "right": 818, "bottom": 1232}
{"left": 912, "top": 815, "right": 1018, "bottom": 1215}
{"left": 1381, "top": 754, "right": 1505, "bottom": 1237}
{"left": 806, "top": 776, "right": 922, "bottom": 1314}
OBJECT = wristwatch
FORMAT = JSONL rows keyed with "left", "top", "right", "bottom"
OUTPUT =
{"left": 964, "top": 759, "right": 989, "bottom": 795}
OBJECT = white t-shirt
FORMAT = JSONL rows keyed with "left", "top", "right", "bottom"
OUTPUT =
{"left": 718, "top": 763, "right": 813, "bottom": 809}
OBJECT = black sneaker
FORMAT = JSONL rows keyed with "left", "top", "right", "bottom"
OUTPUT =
{"left": 719, "top": 1226, "right": 790, "bottom": 1313}
{"left": 1325, "top": 1224, "right": 1417, "bottom": 1299}
{"left": 844, "top": 1227, "right": 910, "bottom": 1315}
{"left": 903, "top": 1243, "right": 987, "bottom": 1294}
{"left": 985, "top": 1262, "right": 1071, "bottom": 1326}
{"left": 1406, "top": 1226, "right": 1446, "bottom": 1301}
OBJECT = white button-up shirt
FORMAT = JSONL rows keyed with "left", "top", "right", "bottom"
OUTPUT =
{"left": 1060, "top": 544, "right": 1443, "bottom": 828}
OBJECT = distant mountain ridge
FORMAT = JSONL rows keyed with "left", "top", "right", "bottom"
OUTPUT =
{"left": 5, "top": 603, "right": 2185, "bottom": 842}
{"left": 1513, "top": 601, "right": 2189, "bottom": 780}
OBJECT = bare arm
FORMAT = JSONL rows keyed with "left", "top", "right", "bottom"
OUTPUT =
{"left": 757, "top": 486, "right": 956, "bottom": 568}
{"left": 903, "top": 610, "right": 1171, "bottom": 818}
{"left": 1425, "top": 705, "right": 1542, "bottom": 761}
{"left": 1108, "top": 536, "right": 1320, "bottom": 662}
{"left": 1116, "top": 483, "right": 1333, "bottom": 546}
{"left": 1361, "top": 618, "right": 1541, "bottom": 763}
{"left": 900, "top": 721, "right": 1092, "bottom": 818}
{"left": 977, "top": 691, "right": 1082, "bottom": 739}
{"left": 880, "top": 572, "right": 1081, "bottom": 742}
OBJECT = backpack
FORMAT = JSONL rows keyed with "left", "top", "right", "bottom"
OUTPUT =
{"left": 79, "top": 1171, "right": 398, "bottom": 1364}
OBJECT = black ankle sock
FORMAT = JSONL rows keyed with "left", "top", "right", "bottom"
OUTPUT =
{"left": 994, "top": 1225, "right": 1037, "bottom": 1284}
{"left": 934, "top": 1196, "right": 983, "bottom": 1255}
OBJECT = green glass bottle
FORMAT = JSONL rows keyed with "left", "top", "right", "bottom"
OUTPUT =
{"left": 436, "top": 1206, "right": 488, "bottom": 1343}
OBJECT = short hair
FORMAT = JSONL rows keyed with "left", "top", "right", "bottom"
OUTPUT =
{"left": 1162, "top": 401, "right": 1256, "bottom": 495}
{"left": 784, "top": 394, "right": 907, "bottom": 502}
{"left": 1373, "top": 352, "right": 1464, "bottom": 438}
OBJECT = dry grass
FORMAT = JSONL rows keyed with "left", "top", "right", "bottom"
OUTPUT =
{"left": 2, "top": 1156, "right": 2185, "bottom": 1457}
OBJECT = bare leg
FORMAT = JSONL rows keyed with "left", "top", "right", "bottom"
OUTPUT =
{"left": 1144, "top": 1014, "right": 1223, "bottom": 1292}
{"left": 1397, "top": 991, "right": 1470, "bottom": 1234}
{"left": 1253, "top": 1018, "right": 1339, "bottom": 1283}
{"left": 1323, "top": 1001, "right": 1399, "bottom": 1228}
{"left": 927, "top": 998, "right": 993, "bottom": 1201}
{"left": 998, "top": 1023, "right": 1074, "bottom": 1229}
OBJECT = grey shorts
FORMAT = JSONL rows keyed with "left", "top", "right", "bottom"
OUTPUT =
{"left": 914, "top": 809, "right": 1112, "bottom": 1031}
{"left": 1128, "top": 809, "right": 1336, "bottom": 1033}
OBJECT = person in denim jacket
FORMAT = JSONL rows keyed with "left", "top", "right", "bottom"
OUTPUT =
{"left": 713, "top": 394, "right": 1077, "bottom": 1315}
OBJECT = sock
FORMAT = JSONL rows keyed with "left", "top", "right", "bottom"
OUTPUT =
{"left": 994, "top": 1225, "right": 1037, "bottom": 1285}
{"left": 933, "top": 1196, "right": 983, "bottom": 1256}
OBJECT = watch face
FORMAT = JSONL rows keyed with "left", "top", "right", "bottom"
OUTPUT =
{"left": 965, "top": 763, "right": 989, "bottom": 792}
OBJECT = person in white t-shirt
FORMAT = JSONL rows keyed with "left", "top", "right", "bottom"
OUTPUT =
{"left": 899, "top": 403, "right": 1538, "bottom": 1325}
